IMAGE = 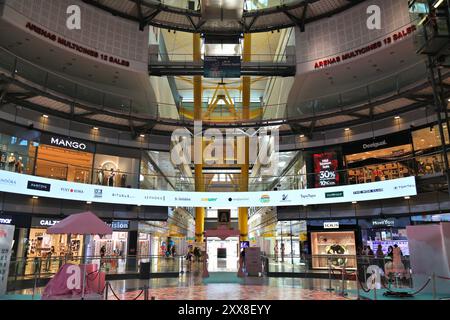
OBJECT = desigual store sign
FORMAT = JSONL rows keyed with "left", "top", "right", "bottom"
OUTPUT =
{"left": 0, "top": 171, "right": 418, "bottom": 208}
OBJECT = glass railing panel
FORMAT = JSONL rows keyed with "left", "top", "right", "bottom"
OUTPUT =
{"left": 76, "top": 85, "right": 103, "bottom": 106}
{"left": 46, "top": 73, "right": 77, "bottom": 98}
{"left": 103, "top": 94, "right": 131, "bottom": 114}
{"left": 15, "top": 60, "right": 47, "bottom": 86}
{"left": 0, "top": 48, "right": 16, "bottom": 72}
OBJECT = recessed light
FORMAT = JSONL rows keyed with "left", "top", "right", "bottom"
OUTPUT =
{"left": 404, "top": 196, "right": 410, "bottom": 200}
{"left": 93, "top": 127, "right": 99, "bottom": 130}
{"left": 345, "top": 128, "right": 350, "bottom": 131}
{"left": 140, "top": 134, "right": 145, "bottom": 138}
{"left": 42, "top": 114, "right": 49, "bottom": 118}
{"left": 300, "top": 134, "right": 305, "bottom": 138}
{"left": 352, "top": 201, "right": 357, "bottom": 204}
{"left": 394, "top": 116, "right": 400, "bottom": 120}
{"left": 86, "top": 201, "right": 92, "bottom": 204}
{"left": 32, "top": 196, "right": 39, "bottom": 199}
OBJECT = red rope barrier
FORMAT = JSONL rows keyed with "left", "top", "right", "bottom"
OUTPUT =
{"left": 107, "top": 283, "right": 144, "bottom": 301}
{"left": 436, "top": 275, "right": 450, "bottom": 280}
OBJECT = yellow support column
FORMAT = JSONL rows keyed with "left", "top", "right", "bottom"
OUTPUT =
{"left": 193, "top": 33, "right": 205, "bottom": 243}
{"left": 239, "top": 34, "right": 251, "bottom": 242}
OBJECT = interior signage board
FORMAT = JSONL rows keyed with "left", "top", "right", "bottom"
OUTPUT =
{"left": 0, "top": 171, "right": 417, "bottom": 208}
{"left": 204, "top": 56, "right": 241, "bottom": 78}
{"left": 39, "top": 133, "right": 95, "bottom": 153}
{"left": 342, "top": 132, "right": 411, "bottom": 155}
{"left": 313, "top": 152, "right": 339, "bottom": 188}
{"left": 0, "top": 224, "right": 15, "bottom": 295}
{"left": 31, "top": 217, "right": 61, "bottom": 228}
{"left": 324, "top": 222, "right": 339, "bottom": 229}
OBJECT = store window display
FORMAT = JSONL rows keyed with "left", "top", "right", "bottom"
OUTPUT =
{"left": 0, "top": 134, "right": 36, "bottom": 174}
{"left": 34, "top": 144, "right": 93, "bottom": 183}
{"left": 310, "top": 231, "right": 356, "bottom": 269}
{"left": 412, "top": 125, "right": 449, "bottom": 175}
{"left": 93, "top": 154, "right": 138, "bottom": 188}
{"left": 345, "top": 145, "right": 414, "bottom": 183}
{"left": 26, "top": 228, "right": 83, "bottom": 274}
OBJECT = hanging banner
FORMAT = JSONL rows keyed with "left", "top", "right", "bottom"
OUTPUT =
{"left": 0, "top": 171, "right": 417, "bottom": 208}
{"left": 0, "top": 224, "right": 15, "bottom": 295}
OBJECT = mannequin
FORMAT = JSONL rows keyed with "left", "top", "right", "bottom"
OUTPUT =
{"left": 120, "top": 172, "right": 127, "bottom": 187}
{"left": 97, "top": 168, "right": 104, "bottom": 185}
{"left": 0, "top": 152, "right": 6, "bottom": 170}
{"left": 7, "top": 153, "right": 16, "bottom": 171}
{"left": 15, "top": 157, "right": 23, "bottom": 173}
{"left": 108, "top": 168, "right": 115, "bottom": 187}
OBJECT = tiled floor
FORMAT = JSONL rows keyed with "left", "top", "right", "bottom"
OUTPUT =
{"left": 9, "top": 266, "right": 358, "bottom": 300}
{"left": 103, "top": 273, "right": 357, "bottom": 300}
{"left": 109, "top": 283, "right": 353, "bottom": 300}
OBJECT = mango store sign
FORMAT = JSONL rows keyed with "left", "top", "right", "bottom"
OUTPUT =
{"left": 0, "top": 224, "right": 15, "bottom": 295}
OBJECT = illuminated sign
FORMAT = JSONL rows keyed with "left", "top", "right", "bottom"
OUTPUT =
{"left": 0, "top": 171, "right": 418, "bottom": 208}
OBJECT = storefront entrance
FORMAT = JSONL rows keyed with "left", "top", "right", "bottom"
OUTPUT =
{"left": 206, "top": 237, "right": 239, "bottom": 272}
{"left": 35, "top": 144, "right": 93, "bottom": 183}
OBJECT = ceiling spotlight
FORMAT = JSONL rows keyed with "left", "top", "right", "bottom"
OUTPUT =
{"left": 404, "top": 196, "right": 410, "bottom": 200}
{"left": 300, "top": 134, "right": 305, "bottom": 138}
{"left": 42, "top": 114, "right": 49, "bottom": 118}
{"left": 394, "top": 116, "right": 400, "bottom": 120}
{"left": 86, "top": 201, "right": 92, "bottom": 204}
{"left": 345, "top": 128, "right": 350, "bottom": 132}
{"left": 140, "top": 134, "right": 145, "bottom": 138}
{"left": 352, "top": 201, "right": 357, "bottom": 204}
{"left": 93, "top": 127, "right": 99, "bottom": 130}
{"left": 32, "top": 196, "right": 39, "bottom": 199}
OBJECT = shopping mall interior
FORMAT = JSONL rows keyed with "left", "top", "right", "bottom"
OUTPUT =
{"left": 0, "top": 0, "right": 449, "bottom": 305}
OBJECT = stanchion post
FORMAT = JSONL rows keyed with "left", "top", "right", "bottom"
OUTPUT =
{"left": 326, "top": 257, "right": 334, "bottom": 292}
{"left": 373, "top": 286, "right": 377, "bottom": 301}
{"left": 104, "top": 281, "right": 109, "bottom": 300}
{"left": 341, "top": 261, "right": 347, "bottom": 297}
{"left": 32, "top": 259, "right": 38, "bottom": 300}
{"left": 180, "top": 256, "right": 184, "bottom": 274}
{"left": 432, "top": 273, "right": 436, "bottom": 300}
{"left": 356, "top": 270, "right": 361, "bottom": 300}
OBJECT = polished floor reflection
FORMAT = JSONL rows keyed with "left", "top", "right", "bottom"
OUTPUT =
{"left": 10, "top": 273, "right": 357, "bottom": 300}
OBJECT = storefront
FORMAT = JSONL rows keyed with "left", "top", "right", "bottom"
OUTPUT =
{"left": 138, "top": 221, "right": 169, "bottom": 257}
{"left": 411, "top": 124, "right": 450, "bottom": 175}
{"left": 86, "top": 220, "right": 135, "bottom": 258}
{"left": 35, "top": 134, "right": 95, "bottom": 183}
{"left": 28, "top": 217, "right": 84, "bottom": 259}
{"left": 0, "top": 131, "right": 39, "bottom": 175}
{"left": 307, "top": 219, "right": 358, "bottom": 269}
{"left": 0, "top": 213, "right": 30, "bottom": 260}
{"left": 343, "top": 132, "right": 414, "bottom": 184}
{"left": 94, "top": 144, "right": 141, "bottom": 188}
{"left": 358, "top": 217, "right": 411, "bottom": 256}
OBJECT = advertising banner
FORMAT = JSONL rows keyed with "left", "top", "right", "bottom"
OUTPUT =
{"left": 0, "top": 224, "right": 14, "bottom": 295}
{"left": 313, "top": 152, "right": 339, "bottom": 188}
{"left": 0, "top": 171, "right": 417, "bottom": 208}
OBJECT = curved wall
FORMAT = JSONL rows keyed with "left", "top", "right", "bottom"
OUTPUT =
{"left": 288, "top": 0, "right": 424, "bottom": 114}
{"left": 0, "top": 0, "right": 159, "bottom": 115}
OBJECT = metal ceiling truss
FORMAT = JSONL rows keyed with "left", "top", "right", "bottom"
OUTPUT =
{"left": 82, "top": 0, "right": 367, "bottom": 35}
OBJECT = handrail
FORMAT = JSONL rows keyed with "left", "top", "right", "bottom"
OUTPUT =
{"left": 0, "top": 38, "right": 436, "bottom": 128}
